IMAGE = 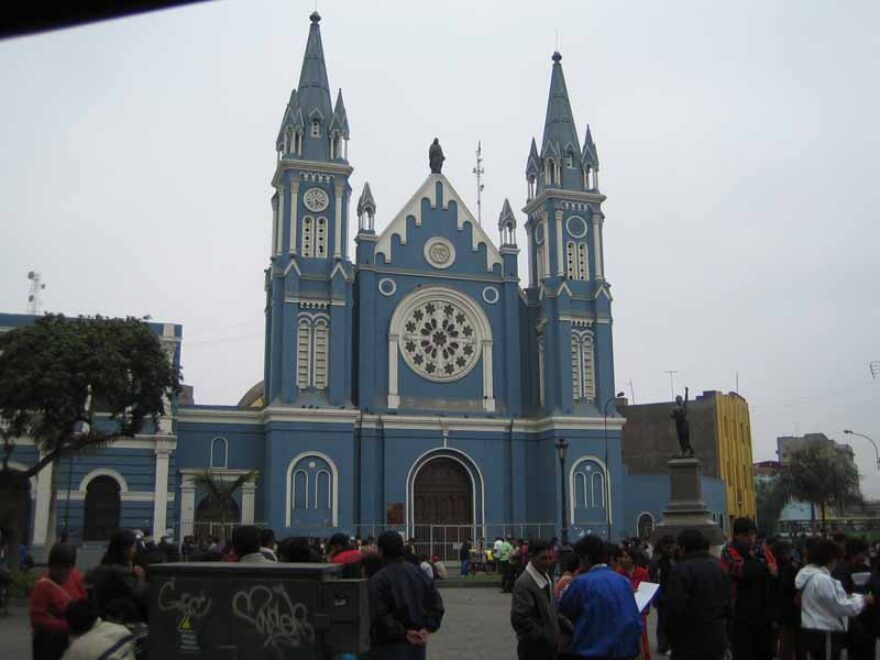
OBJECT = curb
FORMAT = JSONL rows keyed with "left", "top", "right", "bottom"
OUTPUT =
{"left": 437, "top": 580, "right": 505, "bottom": 589}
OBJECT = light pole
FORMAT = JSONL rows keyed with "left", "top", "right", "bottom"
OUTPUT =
{"left": 556, "top": 438, "right": 568, "bottom": 545}
{"left": 843, "top": 429, "right": 880, "bottom": 471}
{"left": 603, "top": 392, "right": 626, "bottom": 540}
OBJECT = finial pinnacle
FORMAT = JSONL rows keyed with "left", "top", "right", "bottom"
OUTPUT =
{"left": 310, "top": 11, "right": 321, "bottom": 23}
{"left": 552, "top": 51, "right": 562, "bottom": 63}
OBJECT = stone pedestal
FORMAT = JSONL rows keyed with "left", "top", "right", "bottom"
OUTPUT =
{"left": 652, "top": 457, "right": 724, "bottom": 545}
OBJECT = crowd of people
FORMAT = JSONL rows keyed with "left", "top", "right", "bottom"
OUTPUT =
{"left": 20, "top": 517, "right": 880, "bottom": 660}
{"left": 509, "top": 518, "right": 880, "bottom": 660}
{"left": 25, "top": 526, "right": 447, "bottom": 659}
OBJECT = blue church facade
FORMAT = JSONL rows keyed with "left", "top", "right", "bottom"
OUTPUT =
{"left": 3, "top": 13, "right": 728, "bottom": 553}
{"left": 175, "top": 12, "right": 630, "bottom": 544}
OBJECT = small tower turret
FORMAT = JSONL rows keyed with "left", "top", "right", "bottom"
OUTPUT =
{"left": 357, "top": 182, "right": 376, "bottom": 233}
{"left": 581, "top": 125, "right": 600, "bottom": 191}
{"left": 526, "top": 137, "right": 541, "bottom": 200}
{"left": 498, "top": 198, "right": 517, "bottom": 247}
{"left": 329, "top": 89, "right": 350, "bottom": 162}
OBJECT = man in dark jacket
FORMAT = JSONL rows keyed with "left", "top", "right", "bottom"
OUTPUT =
{"left": 510, "top": 539, "right": 565, "bottom": 660}
{"left": 665, "top": 529, "right": 730, "bottom": 660}
{"left": 368, "top": 531, "right": 444, "bottom": 659}
{"left": 719, "top": 517, "right": 777, "bottom": 660}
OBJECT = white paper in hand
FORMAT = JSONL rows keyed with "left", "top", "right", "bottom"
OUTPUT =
{"left": 634, "top": 581, "right": 660, "bottom": 613}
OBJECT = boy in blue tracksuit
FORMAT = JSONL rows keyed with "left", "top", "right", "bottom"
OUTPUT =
{"left": 558, "top": 536, "right": 642, "bottom": 659}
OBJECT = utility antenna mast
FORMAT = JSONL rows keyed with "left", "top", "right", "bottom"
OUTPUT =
{"left": 473, "top": 141, "right": 485, "bottom": 225}
{"left": 27, "top": 270, "right": 46, "bottom": 315}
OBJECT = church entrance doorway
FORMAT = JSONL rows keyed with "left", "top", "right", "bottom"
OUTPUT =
{"left": 413, "top": 457, "right": 473, "bottom": 562}
{"left": 83, "top": 476, "right": 121, "bottom": 541}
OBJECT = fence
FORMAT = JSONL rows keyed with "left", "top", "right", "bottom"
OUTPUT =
{"left": 175, "top": 521, "right": 560, "bottom": 562}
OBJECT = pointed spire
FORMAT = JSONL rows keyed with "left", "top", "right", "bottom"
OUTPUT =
{"left": 525, "top": 137, "right": 541, "bottom": 179}
{"left": 296, "top": 12, "right": 333, "bottom": 120}
{"left": 329, "top": 89, "right": 350, "bottom": 139}
{"left": 540, "top": 51, "right": 581, "bottom": 164}
{"left": 581, "top": 124, "right": 599, "bottom": 169}
{"left": 290, "top": 11, "right": 335, "bottom": 161}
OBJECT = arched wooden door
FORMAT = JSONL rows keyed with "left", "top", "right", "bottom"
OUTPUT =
{"left": 83, "top": 476, "right": 121, "bottom": 541}
{"left": 413, "top": 458, "right": 472, "bottom": 561}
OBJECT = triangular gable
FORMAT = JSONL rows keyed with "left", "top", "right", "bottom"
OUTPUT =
{"left": 374, "top": 174, "right": 503, "bottom": 272}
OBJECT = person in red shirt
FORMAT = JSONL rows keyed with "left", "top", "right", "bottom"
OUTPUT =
{"left": 328, "top": 533, "right": 364, "bottom": 578}
{"left": 29, "top": 543, "right": 79, "bottom": 660}
{"left": 615, "top": 546, "right": 652, "bottom": 660}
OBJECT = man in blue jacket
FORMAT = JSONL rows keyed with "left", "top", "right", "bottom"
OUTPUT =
{"left": 558, "top": 536, "right": 642, "bottom": 660}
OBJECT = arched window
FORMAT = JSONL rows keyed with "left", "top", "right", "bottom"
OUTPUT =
{"left": 566, "top": 241, "right": 577, "bottom": 279}
{"left": 637, "top": 512, "right": 655, "bottom": 540}
{"left": 571, "top": 331, "right": 596, "bottom": 401}
{"left": 83, "top": 476, "right": 121, "bottom": 541}
{"left": 302, "top": 216, "right": 314, "bottom": 257}
{"left": 296, "top": 313, "right": 330, "bottom": 391}
{"left": 577, "top": 243, "right": 589, "bottom": 280}
{"left": 286, "top": 453, "right": 337, "bottom": 527}
{"left": 566, "top": 151, "right": 574, "bottom": 168}
{"left": 570, "top": 457, "right": 608, "bottom": 524}
{"left": 316, "top": 217, "right": 327, "bottom": 257}
{"left": 210, "top": 437, "right": 228, "bottom": 469}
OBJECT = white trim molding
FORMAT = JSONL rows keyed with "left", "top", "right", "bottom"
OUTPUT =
{"left": 285, "top": 451, "right": 339, "bottom": 528}
{"left": 79, "top": 468, "right": 129, "bottom": 493}
{"left": 568, "top": 454, "right": 612, "bottom": 526}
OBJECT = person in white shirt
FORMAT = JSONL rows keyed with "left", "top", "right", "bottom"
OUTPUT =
{"left": 63, "top": 599, "right": 136, "bottom": 660}
{"left": 794, "top": 537, "right": 874, "bottom": 660}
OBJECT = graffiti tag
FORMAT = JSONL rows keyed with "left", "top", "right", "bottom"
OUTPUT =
{"left": 231, "top": 584, "right": 315, "bottom": 654}
{"left": 158, "top": 579, "right": 213, "bottom": 620}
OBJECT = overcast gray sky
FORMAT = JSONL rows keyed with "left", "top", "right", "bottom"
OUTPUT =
{"left": 1, "top": 0, "right": 878, "bottom": 494}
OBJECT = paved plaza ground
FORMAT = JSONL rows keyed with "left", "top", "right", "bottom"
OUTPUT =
{"left": 0, "top": 585, "right": 659, "bottom": 659}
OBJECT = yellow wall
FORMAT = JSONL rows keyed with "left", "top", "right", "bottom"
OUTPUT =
{"left": 715, "top": 393, "right": 757, "bottom": 525}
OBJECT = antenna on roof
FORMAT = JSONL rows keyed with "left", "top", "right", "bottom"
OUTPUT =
{"left": 473, "top": 141, "right": 485, "bottom": 225}
{"left": 27, "top": 270, "right": 46, "bottom": 316}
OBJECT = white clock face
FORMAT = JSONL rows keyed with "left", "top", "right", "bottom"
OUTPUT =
{"left": 303, "top": 187, "right": 329, "bottom": 212}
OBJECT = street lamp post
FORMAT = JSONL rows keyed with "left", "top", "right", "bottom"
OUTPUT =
{"left": 843, "top": 429, "right": 880, "bottom": 471}
{"left": 603, "top": 392, "right": 626, "bottom": 539}
{"left": 556, "top": 438, "right": 568, "bottom": 545}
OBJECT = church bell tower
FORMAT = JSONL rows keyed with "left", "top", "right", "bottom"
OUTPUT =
{"left": 264, "top": 12, "right": 354, "bottom": 406}
{"left": 524, "top": 51, "right": 615, "bottom": 415}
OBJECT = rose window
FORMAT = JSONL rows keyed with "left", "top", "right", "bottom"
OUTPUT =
{"left": 400, "top": 299, "right": 481, "bottom": 382}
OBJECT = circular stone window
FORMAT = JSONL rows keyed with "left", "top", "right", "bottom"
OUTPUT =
{"left": 423, "top": 237, "right": 456, "bottom": 269}
{"left": 400, "top": 298, "right": 482, "bottom": 382}
{"left": 482, "top": 286, "right": 499, "bottom": 304}
{"left": 566, "top": 215, "right": 588, "bottom": 239}
{"left": 378, "top": 277, "right": 397, "bottom": 297}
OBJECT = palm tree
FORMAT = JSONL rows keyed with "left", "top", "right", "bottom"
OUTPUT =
{"left": 191, "top": 469, "right": 257, "bottom": 542}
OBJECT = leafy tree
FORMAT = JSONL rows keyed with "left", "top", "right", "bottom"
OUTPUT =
{"left": 787, "top": 441, "right": 862, "bottom": 527}
{"left": 0, "top": 314, "right": 180, "bottom": 478}
{"left": 755, "top": 473, "right": 791, "bottom": 534}
{"left": 192, "top": 470, "right": 257, "bottom": 541}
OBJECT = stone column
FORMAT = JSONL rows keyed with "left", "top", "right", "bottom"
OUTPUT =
{"left": 180, "top": 475, "right": 196, "bottom": 540}
{"left": 289, "top": 180, "right": 300, "bottom": 254}
{"left": 152, "top": 446, "right": 171, "bottom": 538}
{"left": 32, "top": 457, "right": 54, "bottom": 547}
{"left": 387, "top": 334, "right": 400, "bottom": 409}
{"left": 555, "top": 209, "right": 564, "bottom": 276}
{"left": 241, "top": 481, "right": 256, "bottom": 525}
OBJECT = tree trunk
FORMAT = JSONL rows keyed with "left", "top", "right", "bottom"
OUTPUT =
{"left": 820, "top": 501, "right": 827, "bottom": 531}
